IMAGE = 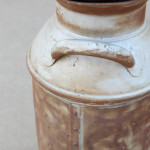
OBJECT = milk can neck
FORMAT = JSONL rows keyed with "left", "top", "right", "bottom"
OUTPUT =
{"left": 56, "top": 0, "right": 147, "bottom": 38}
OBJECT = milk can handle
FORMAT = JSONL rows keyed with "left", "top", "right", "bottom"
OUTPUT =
{"left": 51, "top": 39, "right": 135, "bottom": 68}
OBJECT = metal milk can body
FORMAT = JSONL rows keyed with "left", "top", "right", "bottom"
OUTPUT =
{"left": 27, "top": 0, "right": 150, "bottom": 149}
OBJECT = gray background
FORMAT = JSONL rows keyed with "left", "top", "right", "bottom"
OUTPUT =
{"left": 0, "top": 0, "right": 149, "bottom": 150}
{"left": 0, "top": 0, "right": 55, "bottom": 150}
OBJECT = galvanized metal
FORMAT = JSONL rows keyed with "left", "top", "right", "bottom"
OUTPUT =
{"left": 27, "top": 0, "right": 150, "bottom": 149}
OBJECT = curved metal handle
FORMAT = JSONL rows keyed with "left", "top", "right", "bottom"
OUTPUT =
{"left": 51, "top": 40, "right": 135, "bottom": 68}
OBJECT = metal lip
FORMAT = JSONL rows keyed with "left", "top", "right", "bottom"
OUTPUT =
{"left": 56, "top": 0, "right": 147, "bottom": 16}
{"left": 27, "top": 49, "right": 150, "bottom": 106}
{"left": 58, "top": 0, "right": 146, "bottom": 5}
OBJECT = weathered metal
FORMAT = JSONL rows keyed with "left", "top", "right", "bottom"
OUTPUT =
{"left": 27, "top": 0, "right": 150, "bottom": 149}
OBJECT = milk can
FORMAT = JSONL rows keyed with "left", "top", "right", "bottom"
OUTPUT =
{"left": 27, "top": 0, "right": 150, "bottom": 149}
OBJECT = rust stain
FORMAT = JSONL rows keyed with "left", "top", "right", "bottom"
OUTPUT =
{"left": 33, "top": 80, "right": 80, "bottom": 150}
{"left": 56, "top": 5, "right": 146, "bottom": 37}
{"left": 56, "top": 7, "right": 121, "bottom": 36}
{"left": 32, "top": 80, "right": 150, "bottom": 150}
{"left": 33, "top": 80, "right": 70, "bottom": 150}
{"left": 82, "top": 96, "right": 150, "bottom": 150}
{"left": 56, "top": 0, "right": 147, "bottom": 16}
{"left": 116, "top": 5, "right": 146, "bottom": 29}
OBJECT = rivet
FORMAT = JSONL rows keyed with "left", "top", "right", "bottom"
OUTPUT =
{"left": 73, "top": 142, "right": 78, "bottom": 146}
{"left": 74, "top": 128, "right": 79, "bottom": 132}
{"left": 74, "top": 112, "right": 77, "bottom": 116}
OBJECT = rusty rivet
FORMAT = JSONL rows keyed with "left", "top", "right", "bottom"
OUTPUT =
{"left": 74, "top": 112, "right": 77, "bottom": 116}
{"left": 74, "top": 128, "right": 79, "bottom": 132}
{"left": 73, "top": 142, "right": 79, "bottom": 147}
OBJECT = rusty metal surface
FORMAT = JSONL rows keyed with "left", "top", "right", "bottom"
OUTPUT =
{"left": 33, "top": 80, "right": 70, "bottom": 150}
{"left": 33, "top": 80, "right": 81, "bottom": 150}
{"left": 83, "top": 97, "right": 150, "bottom": 150}
{"left": 33, "top": 79, "right": 150, "bottom": 150}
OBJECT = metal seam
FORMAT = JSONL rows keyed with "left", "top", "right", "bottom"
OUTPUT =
{"left": 35, "top": 80, "right": 150, "bottom": 109}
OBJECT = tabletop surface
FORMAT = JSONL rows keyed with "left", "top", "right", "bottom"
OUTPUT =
{"left": 0, "top": 0, "right": 149, "bottom": 149}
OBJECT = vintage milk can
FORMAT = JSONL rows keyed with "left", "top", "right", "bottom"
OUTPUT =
{"left": 27, "top": 0, "right": 150, "bottom": 149}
